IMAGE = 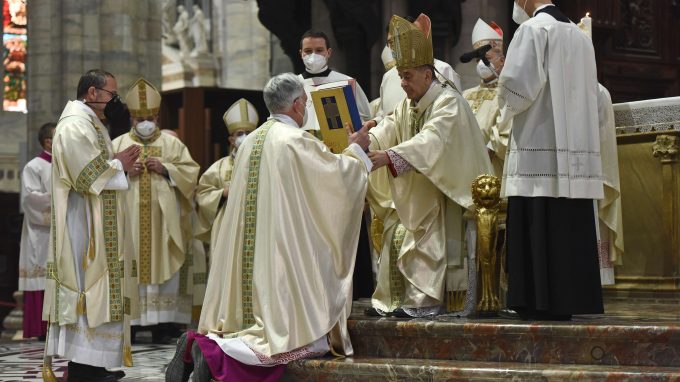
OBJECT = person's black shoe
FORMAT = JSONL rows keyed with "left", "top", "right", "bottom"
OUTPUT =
{"left": 105, "top": 369, "right": 125, "bottom": 380}
{"left": 498, "top": 308, "right": 519, "bottom": 319}
{"left": 190, "top": 338, "right": 213, "bottom": 382}
{"left": 389, "top": 308, "right": 411, "bottom": 318}
{"left": 67, "top": 361, "right": 118, "bottom": 382}
{"left": 165, "top": 332, "right": 193, "bottom": 382}
{"left": 364, "top": 307, "right": 382, "bottom": 317}
{"left": 37, "top": 335, "right": 46, "bottom": 341}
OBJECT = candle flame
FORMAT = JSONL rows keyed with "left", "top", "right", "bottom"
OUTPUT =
{"left": 586, "top": 12, "right": 590, "bottom": 17}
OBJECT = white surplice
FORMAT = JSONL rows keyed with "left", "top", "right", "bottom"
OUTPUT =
{"left": 19, "top": 154, "right": 52, "bottom": 291}
{"left": 498, "top": 11, "right": 603, "bottom": 200}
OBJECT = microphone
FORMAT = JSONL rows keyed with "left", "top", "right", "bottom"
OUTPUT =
{"left": 459, "top": 44, "right": 492, "bottom": 64}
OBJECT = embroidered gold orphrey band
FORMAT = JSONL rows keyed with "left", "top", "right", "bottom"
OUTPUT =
{"left": 138, "top": 145, "right": 162, "bottom": 284}
{"left": 389, "top": 224, "right": 407, "bottom": 311}
{"left": 241, "top": 120, "right": 275, "bottom": 328}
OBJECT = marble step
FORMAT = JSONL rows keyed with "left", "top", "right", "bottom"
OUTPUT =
{"left": 283, "top": 357, "right": 680, "bottom": 382}
{"left": 347, "top": 315, "right": 680, "bottom": 368}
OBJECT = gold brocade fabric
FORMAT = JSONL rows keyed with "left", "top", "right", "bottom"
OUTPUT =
{"left": 199, "top": 120, "right": 369, "bottom": 357}
{"left": 389, "top": 15, "right": 433, "bottom": 70}
{"left": 368, "top": 84, "right": 493, "bottom": 309}
{"left": 112, "top": 131, "right": 199, "bottom": 285}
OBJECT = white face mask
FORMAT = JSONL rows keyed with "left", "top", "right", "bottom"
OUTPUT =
{"left": 476, "top": 60, "right": 497, "bottom": 80}
{"left": 512, "top": 1, "right": 531, "bottom": 25}
{"left": 135, "top": 120, "right": 157, "bottom": 138}
{"left": 303, "top": 53, "right": 328, "bottom": 74}
{"left": 381, "top": 45, "right": 396, "bottom": 71}
{"left": 234, "top": 134, "right": 246, "bottom": 148}
{"left": 301, "top": 105, "right": 308, "bottom": 127}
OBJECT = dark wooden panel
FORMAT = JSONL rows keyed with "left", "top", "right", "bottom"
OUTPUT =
{"left": 0, "top": 192, "right": 21, "bottom": 324}
{"left": 160, "top": 88, "right": 267, "bottom": 174}
{"left": 557, "top": 0, "right": 679, "bottom": 102}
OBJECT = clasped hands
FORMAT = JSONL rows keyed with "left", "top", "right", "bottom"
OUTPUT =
{"left": 115, "top": 145, "right": 167, "bottom": 177}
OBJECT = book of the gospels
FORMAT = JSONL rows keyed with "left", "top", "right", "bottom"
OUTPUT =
{"left": 310, "top": 80, "right": 362, "bottom": 154}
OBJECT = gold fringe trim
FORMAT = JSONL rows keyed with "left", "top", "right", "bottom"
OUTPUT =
{"left": 447, "top": 290, "right": 467, "bottom": 312}
{"left": 123, "top": 345, "right": 133, "bottom": 367}
{"left": 42, "top": 363, "right": 58, "bottom": 382}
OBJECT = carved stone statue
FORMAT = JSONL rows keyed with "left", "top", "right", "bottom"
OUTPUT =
{"left": 173, "top": 4, "right": 192, "bottom": 58}
{"left": 162, "top": 0, "right": 177, "bottom": 45}
{"left": 471, "top": 174, "right": 502, "bottom": 314}
{"left": 190, "top": 4, "right": 209, "bottom": 57}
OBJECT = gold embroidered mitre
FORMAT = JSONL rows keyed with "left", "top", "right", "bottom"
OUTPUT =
{"left": 223, "top": 98, "right": 259, "bottom": 135}
{"left": 389, "top": 13, "right": 434, "bottom": 70}
{"left": 126, "top": 78, "right": 161, "bottom": 118}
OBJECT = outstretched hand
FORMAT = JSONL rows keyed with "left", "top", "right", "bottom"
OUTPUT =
{"left": 347, "top": 122, "right": 370, "bottom": 152}
{"left": 114, "top": 145, "right": 141, "bottom": 172}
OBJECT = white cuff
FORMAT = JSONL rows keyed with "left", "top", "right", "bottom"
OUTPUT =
{"left": 104, "top": 169, "right": 128, "bottom": 190}
{"left": 108, "top": 159, "right": 123, "bottom": 171}
{"left": 346, "top": 143, "right": 373, "bottom": 172}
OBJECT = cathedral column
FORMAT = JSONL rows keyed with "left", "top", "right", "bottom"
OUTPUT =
{"left": 26, "top": 0, "right": 163, "bottom": 157}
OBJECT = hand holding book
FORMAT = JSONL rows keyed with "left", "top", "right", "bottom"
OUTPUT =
{"left": 346, "top": 122, "right": 370, "bottom": 152}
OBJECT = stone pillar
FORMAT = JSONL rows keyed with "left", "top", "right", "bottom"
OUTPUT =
{"left": 27, "top": 0, "right": 163, "bottom": 157}
{"left": 213, "top": 0, "right": 271, "bottom": 90}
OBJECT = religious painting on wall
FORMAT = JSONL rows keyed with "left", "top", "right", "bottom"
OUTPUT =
{"left": 3, "top": 0, "right": 27, "bottom": 113}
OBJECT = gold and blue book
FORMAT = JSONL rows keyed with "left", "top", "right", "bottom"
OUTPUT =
{"left": 310, "top": 80, "right": 362, "bottom": 154}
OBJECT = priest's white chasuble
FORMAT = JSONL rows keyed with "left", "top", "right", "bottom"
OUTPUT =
{"left": 596, "top": 84, "right": 624, "bottom": 285}
{"left": 19, "top": 154, "right": 52, "bottom": 292}
{"left": 44, "top": 101, "right": 139, "bottom": 368}
{"left": 199, "top": 117, "right": 370, "bottom": 363}
{"left": 368, "top": 82, "right": 493, "bottom": 313}
{"left": 113, "top": 131, "right": 200, "bottom": 325}
{"left": 195, "top": 155, "right": 233, "bottom": 245}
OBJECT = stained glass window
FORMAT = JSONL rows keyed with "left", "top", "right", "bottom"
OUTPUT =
{"left": 3, "top": 0, "right": 26, "bottom": 112}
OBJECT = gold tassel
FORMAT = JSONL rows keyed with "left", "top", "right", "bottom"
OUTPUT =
{"left": 76, "top": 293, "right": 86, "bottom": 315}
{"left": 88, "top": 214, "right": 96, "bottom": 261}
{"left": 123, "top": 345, "right": 133, "bottom": 367}
{"left": 42, "top": 363, "right": 59, "bottom": 382}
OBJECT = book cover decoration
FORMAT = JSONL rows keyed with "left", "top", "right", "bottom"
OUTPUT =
{"left": 310, "top": 80, "right": 362, "bottom": 154}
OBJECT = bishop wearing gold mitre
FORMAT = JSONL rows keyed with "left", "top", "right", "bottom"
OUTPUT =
{"left": 462, "top": 19, "right": 512, "bottom": 177}
{"left": 112, "top": 78, "right": 200, "bottom": 337}
{"left": 195, "top": 98, "right": 259, "bottom": 247}
{"left": 366, "top": 14, "right": 493, "bottom": 317}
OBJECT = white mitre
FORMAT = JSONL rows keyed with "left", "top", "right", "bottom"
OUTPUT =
{"left": 223, "top": 98, "right": 259, "bottom": 134}
{"left": 471, "top": 18, "right": 503, "bottom": 49}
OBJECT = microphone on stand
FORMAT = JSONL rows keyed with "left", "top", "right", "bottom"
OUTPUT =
{"left": 460, "top": 44, "right": 492, "bottom": 66}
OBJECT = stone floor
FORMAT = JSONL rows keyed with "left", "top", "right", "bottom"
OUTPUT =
{"left": 0, "top": 297, "right": 678, "bottom": 381}
{"left": 0, "top": 340, "right": 173, "bottom": 381}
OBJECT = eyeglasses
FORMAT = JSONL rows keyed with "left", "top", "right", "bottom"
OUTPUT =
{"left": 96, "top": 87, "right": 120, "bottom": 101}
{"left": 234, "top": 131, "right": 248, "bottom": 137}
